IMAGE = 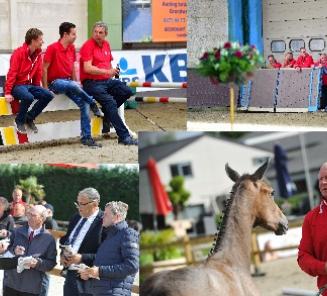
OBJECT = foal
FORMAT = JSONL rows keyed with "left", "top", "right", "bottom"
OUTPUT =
{"left": 141, "top": 160, "right": 288, "bottom": 296}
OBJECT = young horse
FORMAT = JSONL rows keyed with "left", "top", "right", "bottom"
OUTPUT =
{"left": 140, "top": 160, "right": 288, "bottom": 296}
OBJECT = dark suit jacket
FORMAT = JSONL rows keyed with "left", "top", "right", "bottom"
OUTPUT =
{"left": 60, "top": 210, "right": 103, "bottom": 266}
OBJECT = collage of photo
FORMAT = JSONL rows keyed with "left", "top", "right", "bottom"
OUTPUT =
{"left": 0, "top": 0, "right": 327, "bottom": 295}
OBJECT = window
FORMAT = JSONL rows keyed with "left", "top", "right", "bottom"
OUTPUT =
{"left": 290, "top": 39, "right": 305, "bottom": 52}
{"left": 271, "top": 40, "right": 286, "bottom": 53}
{"left": 309, "top": 38, "right": 325, "bottom": 52}
{"left": 170, "top": 162, "right": 193, "bottom": 178}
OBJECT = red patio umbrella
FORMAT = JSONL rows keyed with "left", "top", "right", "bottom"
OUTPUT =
{"left": 147, "top": 158, "right": 172, "bottom": 216}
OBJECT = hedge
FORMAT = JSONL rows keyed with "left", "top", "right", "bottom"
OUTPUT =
{"left": 0, "top": 164, "right": 139, "bottom": 221}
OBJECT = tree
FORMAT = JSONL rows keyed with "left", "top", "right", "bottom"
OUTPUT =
{"left": 18, "top": 176, "right": 45, "bottom": 204}
{"left": 167, "top": 176, "right": 190, "bottom": 220}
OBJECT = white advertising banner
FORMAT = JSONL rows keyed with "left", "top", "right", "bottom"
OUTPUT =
{"left": 0, "top": 48, "right": 187, "bottom": 83}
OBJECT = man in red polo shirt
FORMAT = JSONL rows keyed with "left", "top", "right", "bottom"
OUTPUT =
{"left": 298, "top": 162, "right": 327, "bottom": 295}
{"left": 295, "top": 47, "right": 314, "bottom": 69}
{"left": 80, "top": 21, "right": 137, "bottom": 145}
{"left": 43, "top": 22, "right": 103, "bottom": 148}
{"left": 5, "top": 28, "right": 54, "bottom": 134}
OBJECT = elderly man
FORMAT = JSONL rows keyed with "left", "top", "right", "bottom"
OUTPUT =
{"left": 298, "top": 162, "right": 327, "bottom": 295}
{"left": 80, "top": 21, "right": 137, "bottom": 146}
{"left": 10, "top": 187, "right": 26, "bottom": 216}
{"left": 1, "top": 205, "right": 57, "bottom": 296}
{"left": 59, "top": 188, "right": 103, "bottom": 296}
{"left": 78, "top": 201, "right": 139, "bottom": 296}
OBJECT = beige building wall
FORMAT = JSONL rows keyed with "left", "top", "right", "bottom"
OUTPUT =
{"left": 0, "top": 0, "right": 88, "bottom": 51}
{"left": 263, "top": 0, "right": 327, "bottom": 61}
{"left": 187, "top": 0, "right": 228, "bottom": 68}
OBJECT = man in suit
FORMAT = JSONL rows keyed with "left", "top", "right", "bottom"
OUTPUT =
{"left": 59, "top": 188, "right": 103, "bottom": 296}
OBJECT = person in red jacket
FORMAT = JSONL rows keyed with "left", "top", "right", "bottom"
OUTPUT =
{"left": 298, "top": 162, "right": 327, "bottom": 295}
{"left": 295, "top": 47, "right": 314, "bottom": 69}
{"left": 5, "top": 28, "right": 54, "bottom": 134}
{"left": 282, "top": 52, "right": 296, "bottom": 68}
{"left": 267, "top": 55, "right": 282, "bottom": 69}
{"left": 315, "top": 53, "right": 327, "bottom": 110}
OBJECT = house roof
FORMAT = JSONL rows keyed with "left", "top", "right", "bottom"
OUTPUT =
{"left": 238, "top": 132, "right": 327, "bottom": 177}
{"left": 139, "top": 134, "right": 204, "bottom": 168}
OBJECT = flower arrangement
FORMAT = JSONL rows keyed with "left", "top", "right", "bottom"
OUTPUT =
{"left": 197, "top": 42, "right": 264, "bottom": 86}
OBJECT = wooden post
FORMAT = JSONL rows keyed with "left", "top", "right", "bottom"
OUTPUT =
{"left": 183, "top": 235, "right": 194, "bottom": 264}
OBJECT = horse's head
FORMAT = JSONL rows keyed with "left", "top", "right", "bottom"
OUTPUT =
{"left": 225, "top": 160, "right": 288, "bottom": 235}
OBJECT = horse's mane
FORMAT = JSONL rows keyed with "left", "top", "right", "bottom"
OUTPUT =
{"left": 207, "top": 174, "right": 254, "bottom": 259}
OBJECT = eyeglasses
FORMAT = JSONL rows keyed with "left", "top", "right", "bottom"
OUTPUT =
{"left": 74, "top": 200, "right": 95, "bottom": 208}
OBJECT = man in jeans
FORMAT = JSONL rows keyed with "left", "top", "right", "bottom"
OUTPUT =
{"left": 43, "top": 22, "right": 103, "bottom": 148}
{"left": 80, "top": 21, "right": 137, "bottom": 146}
{"left": 5, "top": 28, "right": 54, "bottom": 134}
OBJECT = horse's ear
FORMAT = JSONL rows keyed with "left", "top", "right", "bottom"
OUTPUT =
{"left": 225, "top": 163, "right": 240, "bottom": 182}
{"left": 252, "top": 159, "right": 270, "bottom": 180}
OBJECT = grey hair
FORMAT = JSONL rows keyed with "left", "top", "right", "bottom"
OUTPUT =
{"left": 0, "top": 197, "right": 9, "bottom": 210}
{"left": 106, "top": 201, "right": 128, "bottom": 220}
{"left": 93, "top": 21, "right": 108, "bottom": 34}
{"left": 30, "top": 205, "right": 48, "bottom": 220}
{"left": 78, "top": 187, "right": 100, "bottom": 202}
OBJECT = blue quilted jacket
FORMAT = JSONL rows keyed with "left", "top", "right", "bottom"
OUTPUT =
{"left": 84, "top": 220, "right": 139, "bottom": 296}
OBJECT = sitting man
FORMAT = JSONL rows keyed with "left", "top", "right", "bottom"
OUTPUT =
{"left": 80, "top": 21, "right": 137, "bottom": 145}
{"left": 43, "top": 22, "right": 103, "bottom": 148}
{"left": 5, "top": 28, "right": 54, "bottom": 134}
{"left": 267, "top": 54, "right": 282, "bottom": 69}
{"left": 78, "top": 201, "right": 139, "bottom": 296}
{"left": 282, "top": 51, "right": 296, "bottom": 68}
{"left": 295, "top": 47, "right": 314, "bottom": 69}
{"left": 1, "top": 205, "right": 57, "bottom": 296}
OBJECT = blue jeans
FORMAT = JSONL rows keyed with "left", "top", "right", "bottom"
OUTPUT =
{"left": 63, "top": 270, "right": 92, "bottom": 296}
{"left": 82, "top": 79, "right": 133, "bottom": 140}
{"left": 11, "top": 85, "right": 54, "bottom": 124}
{"left": 49, "top": 79, "right": 92, "bottom": 139}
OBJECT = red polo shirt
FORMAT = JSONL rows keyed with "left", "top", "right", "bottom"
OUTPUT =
{"left": 79, "top": 38, "right": 113, "bottom": 82}
{"left": 298, "top": 200, "right": 327, "bottom": 295}
{"left": 44, "top": 41, "right": 76, "bottom": 83}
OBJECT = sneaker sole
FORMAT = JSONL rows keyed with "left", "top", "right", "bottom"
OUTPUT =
{"left": 14, "top": 122, "right": 27, "bottom": 134}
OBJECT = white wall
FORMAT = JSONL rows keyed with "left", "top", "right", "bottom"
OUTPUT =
{"left": 187, "top": 0, "right": 228, "bottom": 68}
{"left": 0, "top": 0, "right": 88, "bottom": 51}
{"left": 140, "top": 136, "right": 273, "bottom": 214}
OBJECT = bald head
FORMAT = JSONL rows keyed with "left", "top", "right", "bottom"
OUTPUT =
{"left": 319, "top": 162, "right": 327, "bottom": 200}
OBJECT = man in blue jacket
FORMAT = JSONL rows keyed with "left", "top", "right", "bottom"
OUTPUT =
{"left": 78, "top": 201, "right": 139, "bottom": 296}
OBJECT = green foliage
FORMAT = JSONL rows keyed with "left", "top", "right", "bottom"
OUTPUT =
{"left": 140, "top": 229, "right": 183, "bottom": 267}
{"left": 18, "top": 176, "right": 45, "bottom": 204}
{"left": 167, "top": 176, "right": 191, "bottom": 219}
{"left": 197, "top": 42, "right": 264, "bottom": 86}
{"left": 275, "top": 192, "right": 308, "bottom": 215}
{"left": 0, "top": 164, "right": 139, "bottom": 221}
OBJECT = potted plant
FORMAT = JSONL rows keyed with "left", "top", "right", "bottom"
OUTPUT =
{"left": 197, "top": 42, "right": 264, "bottom": 126}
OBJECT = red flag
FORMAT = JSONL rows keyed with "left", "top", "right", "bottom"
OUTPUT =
{"left": 147, "top": 158, "right": 173, "bottom": 216}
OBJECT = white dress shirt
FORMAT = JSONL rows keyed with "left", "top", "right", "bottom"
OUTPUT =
{"left": 68, "top": 210, "right": 99, "bottom": 253}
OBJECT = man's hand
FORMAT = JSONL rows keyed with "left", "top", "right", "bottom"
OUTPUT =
{"left": 14, "top": 245, "right": 25, "bottom": 256}
{"left": 28, "top": 258, "right": 38, "bottom": 269}
{"left": 78, "top": 266, "right": 99, "bottom": 280}
{"left": 0, "top": 242, "right": 8, "bottom": 254}
{"left": 107, "top": 68, "right": 119, "bottom": 77}
{"left": 295, "top": 66, "right": 302, "bottom": 73}
{"left": 0, "top": 229, "right": 8, "bottom": 238}
{"left": 64, "top": 253, "right": 82, "bottom": 265}
{"left": 5, "top": 94, "right": 14, "bottom": 103}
